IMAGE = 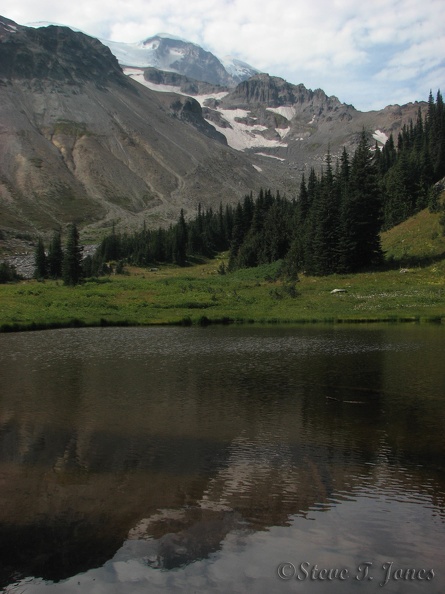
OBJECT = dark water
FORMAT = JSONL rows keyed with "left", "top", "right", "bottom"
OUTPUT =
{"left": 0, "top": 324, "right": 444, "bottom": 593}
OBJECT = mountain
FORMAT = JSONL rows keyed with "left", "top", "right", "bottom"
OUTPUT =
{"left": 101, "top": 33, "right": 260, "bottom": 87}
{"left": 96, "top": 31, "right": 426, "bottom": 173}
{"left": 0, "top": 17, "right": 269, "bottom": 245}
{"left": 0, "top": 17, "right": 428, "bottom": 250}
{"left": 26, "top": 22, "right": 426, "bottom": 173}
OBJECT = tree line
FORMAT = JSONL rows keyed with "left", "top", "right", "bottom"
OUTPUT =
{"left": 30, "top": 90, "right": 444, "bottom": 283}
{"left": 92, "top": 205, "right": 233, "bottom": 273}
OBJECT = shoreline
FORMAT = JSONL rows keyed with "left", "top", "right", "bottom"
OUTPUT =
{"left": 1, "top": 314, "right": 444, "bottom": 334}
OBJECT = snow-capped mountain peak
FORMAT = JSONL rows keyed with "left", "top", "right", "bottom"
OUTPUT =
{"left": 101, "top": 34, "right": 259, "bottom": 87}
{"left": 221, "top": 56, "right": 260, "bottom": 81}
{"left": 152, "top": 32, "right": 197, "bottom": 44}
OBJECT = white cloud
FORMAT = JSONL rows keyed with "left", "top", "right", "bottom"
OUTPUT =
{"left": 3, "top": 0, "right": 444, "bottom": 111}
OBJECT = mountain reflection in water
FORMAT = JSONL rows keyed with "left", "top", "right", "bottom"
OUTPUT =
{"left": 0, "top": 325, "right": 444, "bottom": 593}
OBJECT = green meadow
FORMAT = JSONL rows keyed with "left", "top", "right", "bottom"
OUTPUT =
{"left": 1, "top": 257, "right": 444, "bottom": 331}
{"left": 1, "top": 204, "right": 445, "bottom": 331}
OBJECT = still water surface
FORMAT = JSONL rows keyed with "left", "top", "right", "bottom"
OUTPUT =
{"left": 0, "top": 324, "right": 444, "bottom": 593}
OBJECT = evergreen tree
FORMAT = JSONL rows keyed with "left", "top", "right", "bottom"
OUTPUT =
{"left": 383, "top": 152, "right": 414, "bottom": 228}
{"left": 47, "top": 231, "right": 63, "bottom": 279}
{"left": 228, "top": 203, "right": 246, "bottom": 270}
{"left": 0, "top": 262, "right": 19, "bottom": 284}
{"left": 299, "top": 150, "right": 341, "bottom": 275}
{"left": 82, "top": 255, "right": 94, "bottom": 278}
{"left": 295, "top": 174, "right": 309, "bottom": 227}
{"left": 34, "top": 238, "right": 47, "bottom": 279}
{"left": 380, "top": 133, "right": 397, "bottom": 174}
{"left": 152, "top": 227, "right": 166, "bottom": 262}
{"left": 338, "top": 131, "right": 383, "bottom": 272}
{"left": 172, "top": 209, "right": 188, "bottom": 266}
{"left": 62, "top": 223, "right": 83, "bottom": 285}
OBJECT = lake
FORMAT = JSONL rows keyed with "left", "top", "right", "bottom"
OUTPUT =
{"left": 0, "top": 324, "right": 444, "bottom": 593}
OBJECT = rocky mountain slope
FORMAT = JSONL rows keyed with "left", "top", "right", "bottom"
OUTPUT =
{"left": 0, "top": 17, "right": 269, "bottom": 246}
{"left": 135, "top": 68, "right": 426, "bottom": 176}
{"left": 33, "top": 24, "right": 426, "bottom": 174}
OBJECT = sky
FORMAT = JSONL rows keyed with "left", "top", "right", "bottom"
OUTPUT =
{"left": 3, "top": 0, "right": 444, "bottom": 111}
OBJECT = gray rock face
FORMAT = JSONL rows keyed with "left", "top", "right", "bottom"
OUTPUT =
{"left": 220, "top": 74, "right": 330, "bottom": 108}
{"left": 168, "top": 96, "right": 228, "bottom": 144}
{"left": 142, "top": 67, "right": 227, "bottom": 96}
{"left": 142, "top": 35, "right": 234, "bottom": 86}
{"left": 0, "top": 17, "right": 124, "bottom": 86}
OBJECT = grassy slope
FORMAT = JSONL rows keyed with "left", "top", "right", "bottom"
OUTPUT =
{"left": 382, "top": 203, "right": 445, "bottom": 266}
{"left": 1, "top": 206, "right": 444, "bottom": 330}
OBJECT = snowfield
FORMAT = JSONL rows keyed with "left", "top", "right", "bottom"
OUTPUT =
{"left": 266, "top": 106, "right": 297, "bottom": 121}
{"left": 211, "top": 122, "right": 288, "bottom": 151}
{"left": 255, "top": 153, "right": 286, "bottom": 161}
{"left": 373, "top": 129, "right": 389, "bottom": 145}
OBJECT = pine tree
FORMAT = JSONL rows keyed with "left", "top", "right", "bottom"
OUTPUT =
{"left": 305, "top": 150, "right": 340, "bottom": 275}
{"left": 0, "top": 262, "right": 18, "bottom": 284}
{"left": 295, "top": 174, "right": 310, "bottom": 227}
{"left": 338, "top": 131, "right": 383, "bottom": 272}
{"left": 152, "top": 227, "right": 166, "bottom": 262}
{"left": 228, "top": 203, "right": 245, "bottom": 270}
{"left": 33, "top": 238, "right": 47, "bottom": 279}
{"left": 172, "top": 209, "right": 188, "bottom": 266}
{"left": 62, "top": 223, "right": 83, "bottom": 285}
{"left": 47, "top": 231, "right": 63, "bottom": 279}
{"left": 383, "top": 152, "right": 414, "bottom": 228}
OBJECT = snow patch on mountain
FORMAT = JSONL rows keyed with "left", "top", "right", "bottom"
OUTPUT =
{"left": 124, "top": 71, "right": 230, "bottom": 105}
{"left": 106, "top": 39, "right": 181, "bottom": 69}
{"left": 211, "top": 124, "right": 287, "bottom": 151}
{"left": 276, "top": 127, "right": 291, "bottom": 139}
{"left": 266, "top": 106, "right": 297, "bottom": 121}
{"left": 194, "top": 92, "right": 230, "bottom": 106}
{"left": 373, "top": 129, "right": 389, "bottom": 145}
{"left": 221, "top": 56, "right": 260, "bottom": 81}
{"left": 206, "top": 107, "right": 288, "bottom": 150}
{"left": 217, "top": 108, "right": 257, "bottom": 126}
{"left": 255, "top": 153, "right": 286, "bottom": 161}
{"left": 0, "top": 17, "right": 19, "bottom": 33}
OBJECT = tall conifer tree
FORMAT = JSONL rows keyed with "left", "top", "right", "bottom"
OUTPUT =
{"left": 338, "top": 131, "right": 383, "bottom": 272}
{"left": 63, "top": 223, "right": 83, "bottom": 285}
{"left": 47, "top": 231, "right": 63, "bottom": 279}
{"left": 172, "top": 209, "right": 188, "bottom": 266}
{"left": 34, "top": 238, "right": 47, "bottom": 279}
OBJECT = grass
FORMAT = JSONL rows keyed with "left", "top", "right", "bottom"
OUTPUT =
{"left": 382, "top": 205, "right": 445, "bottom": 267}
{"left": 1, "top": 204, "right": 444, "bottom": 331}
{"left": 0, "top": 256, "right": 444, "bottom": 332}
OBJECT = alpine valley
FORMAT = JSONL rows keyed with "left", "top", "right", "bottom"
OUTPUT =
{"left": 0, "top": 16, "right": 427, "bottom": 249}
